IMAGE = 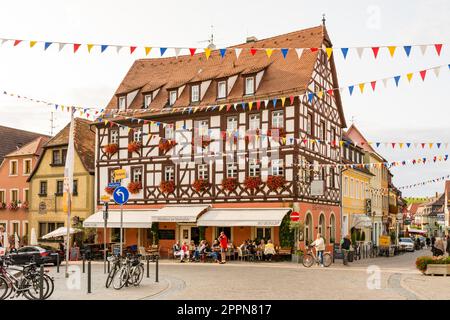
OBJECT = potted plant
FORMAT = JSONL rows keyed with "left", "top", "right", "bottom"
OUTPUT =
{"left": 292, "top": 249, "right": 304, "bottom": 264}
{"left": 222, "top": 177, "right": 238, "bottom": 192}
{"left": 21, "top": 202, "right": 29, "bottom": 210}
{"left": 160, "top": 180, "right": 175, "bottom": 194}
{"left": 158, "top": 139, "right": 177, "bottom": 152}
{"left": 128, "top": 141, "right": 142, "bottom": 153}
{"left": 0, "top": 202, "right": 6, "bottom": 210}
{"left": 127, "top": 181, "right": 142, "bottom": 194}
{"left": 193, "top": 179, "right": 210, "bottom": 193}
{"left": 103, "top": 143, "right": 118, "bottom": 155}
{"left": 7, "top": 202, "right": 18, "bottom": 211}
{"left": 416, "top": 256, "right": 450, "bottom": 275}
{"left": 244, "top": 176, "right": 262, "bottom": 191}
{"left": 105, "top": 186, "right": 116, "bottom": 195}
{"left": 266, "top": 175, "right": 286, "bottom": 191}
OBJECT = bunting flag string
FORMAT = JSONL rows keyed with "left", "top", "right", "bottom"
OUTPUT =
{"left": 0, "top": 36, "right": 446, "bottom": 60}
{"left": 362, "top": 174, "right": 450, "bottom": 192}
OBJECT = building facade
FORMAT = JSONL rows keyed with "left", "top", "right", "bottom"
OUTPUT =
{"left": 87, "top": 24, "right": 347, "bottom": 254}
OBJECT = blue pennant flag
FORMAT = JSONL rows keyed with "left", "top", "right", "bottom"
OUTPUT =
{"left": 376, "top": 142, "right": 381, "bottom": 147}
{"left": 437, "top": 143, "right": 441, "bottom": 148}
{"left": 160, "top": 47, "right": 167, "bottom": 56}
{"left": 211, "top": 105, "right": 218, "bottom": 111}
{"left": 341, "top": 48, "right": 349, "bottom": 59}
{"left": 403, "top": 46, "right": 412, "bottom": 57}
{"left": 241, "top": 102, "right": 246, "bottom": 110}
{"left": 44, "top": 42, "right": 52, "bottom": 50}
{"left": 406, "top": 142, "right": 411, "bottom": 148}
{"left": 272, "top": 98, "right": 277, "bottom": 107}
{"left": 307, "top": 93, "right": 314, "bottom": 103}
{"left": 219, "top": 48, "right": 226, "bottom": 58}
{"left": 101, "top": 45, "right": 108, "bottom": 53}
{"left": 55, "top": 104, "right": 58, "bottom": 110}
{"left": 394, "top": 75, "right": 401, "bottom": 87}
{"left": 348, "top": 85, "right": 354, "bottom": 96}
{"left": 281, "top": 48, "right": 289, "bottom": 58}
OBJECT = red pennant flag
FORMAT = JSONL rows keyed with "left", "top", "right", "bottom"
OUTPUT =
{"left": 189, "top": 48, "right": 196, "bottom": 56}
{"left": 421, "top": 143, "right": 425, "bottom": 149}
{"left": 13, "top": 40, "right": 22, "bottom": 46}
{"left": 226, "top": 104, "right": 231, "bottom": 112}
{"left": 310, "top": 47, "right": 318, "bottom": 52}
{"left": 419, "top": 70, "right": 427, "bottom": 81}
{"left": 74, "top": 43, "right": 81, "bottom": 53}
{"left": 250, "top": 48, "right": 257, "bottom": 56}
{"left": 256, "top": 101, "right": 261, "bottom": 110}
{"left": 370, "top": 81, "right": 377, "bottom": 91}
{"left": 289, "top": 96, "right": 294, "bottom": 105}
{"left": 434, "top": 44, "right": 443, "bottom": 56}
{"left": 391, "top": 143, "right": 396, "bottom": 148}
{"left": 130, "top": 46, "right": 137, "bottom": 54}
{"left": 372, "top": 47, "right": 380, "bottom": 58}
{"left": 327, "top": 89, "right": 334, "bottom": 96}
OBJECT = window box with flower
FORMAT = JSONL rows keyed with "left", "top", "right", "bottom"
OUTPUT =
{"left": 127, "top": 181, "right": 142, "bottom": 194}
{"left": 128, "top": 141, "right": 142, "bottom": 153}
{"left": 160, "top": 180, "right": 175, "bottom": 194}
{"left": 159, "top": 139, "right": 177, "bottom": 153}
{"left": 105, "top": 186, "right": 116, "bottom": 195}
{"left": 7, "top": 202, "right": 18, "bottom": 211}
{"left": 244, "top": 176, "right": 262, "bottom": 190}
{"left": 222, "top": 178, "right": 238, "bottom": 192}
{"left": 266, "top": 175, "right": 286, "bottom": 191}
{"left": 193, "top": 179, "right": 210, "bottom": 193}
{"left": 103, "top": 143, "right": 118, "bottom": 155}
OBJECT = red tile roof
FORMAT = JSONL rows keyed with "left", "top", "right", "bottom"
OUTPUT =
{"left": 5, "top": 136, "right": 50, "bottom": 158}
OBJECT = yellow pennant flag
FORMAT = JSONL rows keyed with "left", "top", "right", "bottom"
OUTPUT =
{"left": 265, "top": 48, "right": 273, "bottom": 58}
{"left": 359, "top": 83, "right": 365, "bottom": 93}
{"left": 87, "top": 44, "right": 94, "bottom": 53}
{"left": 316, "top": 91, "right": 323, "bottom": 99}
{"left": 281, "top": 97, "right": 286, "bottom": 106}
{"left": 325, "top": 47, "right": 333, "bottom": 59}
{"left": 145, "top": 47, "right": 152, "bottom": 56}
{"left": 30, "top": 41, "right": 37, "bottom": 48}
{"left": 248, "top": 101, "right": 253, "bottom": 110}
{"left": 204, "top": 48, "right": 211, "bottom": 59}
{"left": 399, "top": 143, "right": 404, "bottom": 149}
{"left": 219, "top": 104, "right": 225, "bottom": 111}
{"left": 388, "top": 46, "right": 396, "bottom": 57}
{"left": 340, "top": 141, "right": 345, "bottom": 147}
{"left": 407, "top": 73, "right": 413, "bottom": 82}
{"left": 429, "top": 143, "right": 433, "bottom": 148}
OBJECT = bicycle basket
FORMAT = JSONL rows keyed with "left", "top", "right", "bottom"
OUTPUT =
{"left": 131, "top": 259, "right": 140, "bottom": 267}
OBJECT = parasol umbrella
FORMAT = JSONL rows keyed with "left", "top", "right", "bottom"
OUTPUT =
{"left": 14, "top": 232, "right": 19, "bottom": 249}
{"left": 41, "top": 227, "right": 82, "bottom": 239}
{"left": 30, "top": 228, "right": 38, "bottom": 245}
{"left": 3, "top": 232, "right": 9, "bottom": 250}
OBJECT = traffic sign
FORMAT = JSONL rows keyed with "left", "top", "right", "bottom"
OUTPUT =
{"left": 114, "top": 169, "right": 126, "bottom": 181}
{"left": 100, "top": 195, "right": 111, "bottom": 202}
{"left": 113, "top": 186, "right": 129, "bottom": 205}
{"left": 108, "top": 182, "right": 121, "bottom": 189}
{"left": 290, "top": 211, "right": 300, "bottom": 222}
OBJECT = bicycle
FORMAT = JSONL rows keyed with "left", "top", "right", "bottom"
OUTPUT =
{"left": 105, "top": 254, "right": 122, "bottom": 289}
{"left": 302, "top": 245, "right": 332, "bottom": 268}
{"left": 112, "top": 254, "right": 144, "bottom": 290}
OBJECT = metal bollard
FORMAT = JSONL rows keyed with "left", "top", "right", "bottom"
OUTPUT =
{"left": 107, "top": 257, "right": 110, "bottom": 273}
{"left": 82, "top": 254, "right": 86, "bottom": 273}
{"left": 56, "top": 253, "right": 60, "bottom": 273}
{"left": 146, "top": 256, "right": 150, "bottom": 278}
{"left": 155, "top": 255, "right": 159, "bottom": 283}
{"left": 39, "top": 265, "right": 44, "bottom": 300}
{"left": 87, "top": 260, "right": 92, "bottom": 294}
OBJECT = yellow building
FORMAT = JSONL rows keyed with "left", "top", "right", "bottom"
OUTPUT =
{"left": 27, "top": 118, "right": 95, "bottom": 245}
{"left": 341, "top": 133, "right": 373, "bottom": 243}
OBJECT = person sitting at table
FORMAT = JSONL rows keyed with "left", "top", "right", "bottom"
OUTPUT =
{"left": 210, "top": 240, "right": 221, "bottom": 262}
{"left": 172, "top": 241, "right": 186, "bottom": 262}
{"left": 257, "top": 240, "right": 265, "bottom": 260}
{"left": 264, "top": 240, "right": 276, "bottom": 261}
{"left": 246, "top": 241, "right": 256, "bottom": 255}
{"left": 188, "top": 240, "right": 197, "bottom": 262}
{"left": 239, "top": 241, "right": 247, "bottom": 252}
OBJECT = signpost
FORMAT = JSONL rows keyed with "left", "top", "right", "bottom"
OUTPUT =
{"left": 113, "top": 186, "right": 129, "bottom": 256}
{"left": 102, "top": 200, "right": 109, "bottom": 273}
{"left": 290, "top": 211, "right": 300, "bottom": 222}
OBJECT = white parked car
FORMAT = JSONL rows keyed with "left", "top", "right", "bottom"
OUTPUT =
{"left": 399, "top": 238, "right": 415, "bottom": 252}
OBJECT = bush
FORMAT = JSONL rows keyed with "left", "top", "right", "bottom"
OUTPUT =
{"left": 415, "top": 256, "right": 450, "bottom": 273}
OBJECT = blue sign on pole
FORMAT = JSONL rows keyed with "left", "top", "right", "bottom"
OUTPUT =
{"left": 113, "top": 186, "right": 129, "bottom": 205}
{"left": 108, "top": 182, "right": 121, "bottom": 189}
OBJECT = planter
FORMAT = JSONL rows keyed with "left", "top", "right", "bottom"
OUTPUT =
{"left": 103, "top": 143, "right": 118, "bottom": 155}
{"left": 160, "top": 180, "right": 175, "bottom": 194}
{"left": 266, "top": 175, "right": 286, "bottom": 191}
{"left": 244, "top": 176, "right": 262, "bottom": 190}
{"left": 425, "top": 264, "right": 450, "bottom": 276}
{"left": 127, "top": 181, "right": 142, "bottom": 194}
{"left": 193, "top": 179, "right": 210, "bottom": 192}
{"left": 159, "top": 139, "right": 177, "bottom": 153}
{"left": 291, "top": 254, "right": 303, "bottom": 264}
{"left": 221, "top": 178, "right": 238, "bottom": 192}
{"left": 128, "top": 141, "right": 142, "bottom": 153}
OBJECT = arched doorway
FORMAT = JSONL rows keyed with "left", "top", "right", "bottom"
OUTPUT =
{"left": 305, "top": 213, "right": 313, "bottom": 245}
{"left": 318, "top": 213, "right": 326, "bottom": 239}
{"left": 329, "top": 213, "right": 336, "bottom": 243}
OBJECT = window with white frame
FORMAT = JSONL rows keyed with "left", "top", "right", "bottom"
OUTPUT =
{"left": 118, "top": 96, "right": 126, "bottom": 110}
{"left": 9, "top": 160, "right": 18, "bottom": 176}
{"left": 191, "top": 85, "right": 200, "bottom": 103}
{"left": 350, "top": 179, "right": 355, "bottom": 198}
{"left": 227, "top": 116, "right": 238, "bottom": 132}
{"left": 271, "top": 159, "right": 284, "bottom": 176}
{"left": 165, "top": 124, "right": 175, "bottom": 140}
{"left": 24, "top": 189, "right": 29, "bottom": 203}
{"left": 144, "top": 94, "right": 152, "bottom": 108}
{"left": 306, "top": 113, "right": 313, "bottom": 135}
{"left": 198, "top": 164, "right": 208, "bottom": 180}
{"left": 131, "top": 167, "right": 142, "bottom": 182}
{"left": 245, "top": 77, "right": 255, "bottom": 95}
{"left": 226, "top": 163, "right": 237, "bottom": 178}
{"left": 110, "top": 129, "right": 119, "bottom": 144}
{"left": 0, "top": 190, "right": 5, "bottom": 203}
{"left": 249, "top": 114, "right": 260, "bottom": 131}
{"left": 10, "top": 189, "right": 18, "bottom": 203}
{"left": 133, "top": 128, "right": 142, "bottom": 142}
{"left": 197, "top": 120, "right": 209, "bottom": 137}
{"left": 343, "top": 177, "right": 348, "bottom": 196}
{"left": 272, "top": 110, "right": 284, "bottom": 129}
{"left": 169, "top": 90, "right": 177, "bottom": 106}
{"left": 164, "top": 166, "right": 175, "bottom": 181}
{"left": 249, "top": 159, "right": 260, "bottom": 177}
{"left": 217, "top": 81, "right": 226, "bottom": 99}
{"left": 23, "top": 159, "right": 32, "bottom": 175}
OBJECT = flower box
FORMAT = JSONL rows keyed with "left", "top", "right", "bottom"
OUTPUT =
{"left": 159, "top": 139, "right": 177, "bottom": 153}
{"left": 0, "top": 202, "right": 6, "bottom": 210}
{"left": 266, "top": 175, "right": 286, "bottom": 191}
{"left": 244, "top": 177, "right": 262, "bottom": 190}
{"left": 105, "top": 186, "right": 116, "bottom": 195}
{"left": 193, "top": 179, "right": 210, "bottom": 192}
{"left": 103, "top": 143, "right": 118, "bottom": 155}
{"left": 425, "top": 264, "right": 450, "bottom": 276}
{"left": 416, "top": 256, "right": 450, "bottom": 274}
{"left": 160, "top": 180, "right": 175, "bottom": 194}
{"left": 221, "top": 178, "right": 238, "bottom": 192}
{"left": 7, "top": 202, "right": 18, "bottom": 211}
{"left": 128, "top": 141, "right": 142, "bottom": 153}
{"left": 21, "top": 202, "right": 29, "bottom": 210}
{"left": 127, "top": 181, "right": 142, "bottom": 194}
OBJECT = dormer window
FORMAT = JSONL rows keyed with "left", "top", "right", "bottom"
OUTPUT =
{"left": 217, "top": 81, "right": 226, "bottom": 99}
{"left": 169, "top": 90, "right": 177, "bottom": 106}
{"left": 118, "top": 96, "right": 126, "bottom": 110}
{"left": 191, "top": 85, "right": 200, "bottom": 103}
{"left": 144, "top": 94, "right": 152, "bottom": 109}
{"left": 245, "top": 76, "right": 255, "bottom": 95}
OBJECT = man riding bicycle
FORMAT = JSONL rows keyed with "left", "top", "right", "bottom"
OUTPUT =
{"left": 310, "top": 233, "right": 325, "bottom": 267}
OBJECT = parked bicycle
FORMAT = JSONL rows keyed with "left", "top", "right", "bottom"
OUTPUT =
{"left": 113, "top": 253, "right": 144, "bottom": 290}
{"left": 302, "top": 245, "right": 332, "bottom": 268}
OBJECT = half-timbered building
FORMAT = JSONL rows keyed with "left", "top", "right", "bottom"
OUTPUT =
{"left": 86, "top": 23, "right": 347, "bottom": 254}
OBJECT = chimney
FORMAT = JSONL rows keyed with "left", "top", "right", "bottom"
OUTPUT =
{"left": 246, "top": 36, "right": 257, "bottom": 43}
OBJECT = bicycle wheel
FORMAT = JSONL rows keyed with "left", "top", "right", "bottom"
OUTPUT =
{"left": 112, "top": 267, "right": 128, "bottom": 290}
{"left": 302, "top": 254, "right": 314, "bottom": 268}
{"left": 0, "top": 276, "right": 10, "bottom": 300}
{"left": 23, "top": 276, "right": 51, "bottom": 300}
{"left": 323, "top": 253, "right": 332, "bottom": 267}
{"left": 105, "top": 265, "right": 118, "bottom": 288}
{"left": 131, "top": 264, "right": 144, "bottom": 286}
{"left": 42, "top": 274, "right": 55, "bottom": 299}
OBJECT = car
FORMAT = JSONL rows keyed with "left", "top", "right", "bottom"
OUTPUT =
{"left": 8, "top": 245, "right": 64, "bottom": 266}
{"left": 399, "top": 238, "right": 415, "bottom": 252}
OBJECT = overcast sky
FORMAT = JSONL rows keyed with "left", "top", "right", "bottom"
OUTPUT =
{"left": 0, "top": 0, "right": 448, "bottom": 197}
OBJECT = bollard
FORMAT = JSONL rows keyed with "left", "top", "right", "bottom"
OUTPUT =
{"left": 87, "top": 260, "right": 92, "bottom": 294}
{"left": 155, "top": 255, "right": 159, "bottom": 283}
{"left": 56, "top": 253, "right": 60, "bottom": 273}
{"left": 39, "top": 265, "right": 44, "bottom": 300}
{"left": 107, "top": 257, "right": 110, "bottom": 274}
{"left": 82, "top": 254, "right": 86, "bottom": 273}
{"left": 146, "top": 255, "right": 150, "bottom": 279}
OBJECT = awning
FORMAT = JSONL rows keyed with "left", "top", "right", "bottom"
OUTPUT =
{"left": 83, "top": 209, "right": 157, "bottom": 228}
{"left": 197, "top": 208, "right": 291, "bottom": 227}
{"left": 42, "top": 227, "right": 82, "bottom": 239}
{"left": 151, "top": 205, "right": 210, "bottom": 223}
{"left": 351, "top": 214, "right": 372, "bottom": 229}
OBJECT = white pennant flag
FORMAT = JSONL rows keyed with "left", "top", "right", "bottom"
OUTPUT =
{"left": 356, "top": 47, "right": 365, "bottom": 58}
{"left": 382, "top": 78, "right": 388, "bottom": 88}
{"left": 433, "top": 67, "right": 441, "bottom": 78}
{"left": 263, "top": 99, "right": 269, "bottom": 108}
{"left": 174, "top": 48, "right": 181, "bottom": 58}
{"left": 295, "top": 48, "right": 304, "bottom": 59}
{"left": 1, "top": 39, "right": 8, "bottom": 46}
{"left": 58, "top": 43, "right": 66, "bottom": 52}
{"left": 235, "top": 48, "right": 242, "bottom": 59}
{"left": 116, "top": 46, "right": 123, "bottom": 53}
{"left": 419, "top": 45, "right": 427, "bottom": 56}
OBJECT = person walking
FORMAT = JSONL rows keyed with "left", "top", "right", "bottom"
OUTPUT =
{"left": 433, "top": 237, "right": 445, "bottom": 257}
{"left": 310, "top": 233, "right": 325, "bottom": 267}
{"left": 341, "top": 234, "right": 351, "bottom": 265}
{"left": 425, "top": 237, "right": 431, "bottom": 249}
{"left": 218, "top": 231, "right": 228, "bottom": 264}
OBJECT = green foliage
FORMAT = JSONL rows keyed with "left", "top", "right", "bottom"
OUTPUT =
{"left": 415, "top": 256, "right": 450, "bottom": 273}
{"left": 280, "top": 214, "right": 295, "bottom": 248}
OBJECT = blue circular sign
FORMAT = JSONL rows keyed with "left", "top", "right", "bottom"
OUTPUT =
{"left": 113, "top": 186, "right": 130, "bottom": 205}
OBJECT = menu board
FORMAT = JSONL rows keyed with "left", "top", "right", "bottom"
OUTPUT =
{"left": 158, "top": 229, "right": 175, "bottom": 240}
